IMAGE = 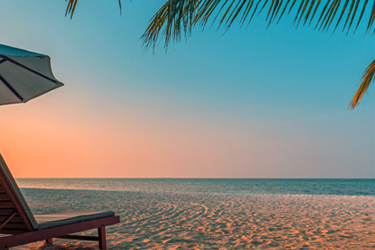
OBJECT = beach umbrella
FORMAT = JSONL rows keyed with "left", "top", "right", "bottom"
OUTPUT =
{"left": 0, "top": 44, "right": 63, "bottom": 106}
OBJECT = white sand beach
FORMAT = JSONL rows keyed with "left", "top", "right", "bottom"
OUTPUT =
{"left": 14, "top": 188, "right": 375, "bottom": 249}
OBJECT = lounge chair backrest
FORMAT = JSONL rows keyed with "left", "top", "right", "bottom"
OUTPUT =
{"left": 0, "top": 153, "right": 38, "bottom": 233}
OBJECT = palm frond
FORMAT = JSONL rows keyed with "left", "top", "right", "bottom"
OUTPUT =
{"left": 65, "top": 0, "right": 78, "bottom": 18}
{"left": 65, "top": 0, "right": 122, "bottom": 18}
{"left": 349, "top": 59, "right": 375, "bottom": 109}
{"left": 142, "top": 0, "right": 375, "bottom": 49}
{"left": 142, "top": 0, "right": 375, "bottom": 109}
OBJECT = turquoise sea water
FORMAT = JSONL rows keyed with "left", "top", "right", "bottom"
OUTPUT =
{"left": 16, "top": 178, "right": 374, "bottom": 196}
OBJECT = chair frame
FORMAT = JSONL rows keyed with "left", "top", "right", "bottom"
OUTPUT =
{"left": 0, "top": 155, "right": 120, "bottom": 250}
{"left": 0, "top": 216, "right": 119, "bottom": 249}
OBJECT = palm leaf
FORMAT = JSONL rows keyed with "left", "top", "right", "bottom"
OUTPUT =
{"left": 65, "top": 0, "right": 122, "bottom": 17}
{"left": 65, "top": 0, "right": 374, "bottom": 108}
{"left": 142, "top": 0, "right": 375, "bottom": 49}
{"left": 349, "top": 59, "right": 375, "bottom": 109}
{"left": 140, "top": 0, "right": 374, "bottom": 108}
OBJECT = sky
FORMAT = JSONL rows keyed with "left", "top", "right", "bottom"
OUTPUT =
{"left": 0, "top": 0, "right": 374, "bottom": 178}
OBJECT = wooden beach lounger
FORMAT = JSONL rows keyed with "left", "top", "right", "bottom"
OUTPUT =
{"left": 0, "top": 154, "right": 120, "bottom": 249}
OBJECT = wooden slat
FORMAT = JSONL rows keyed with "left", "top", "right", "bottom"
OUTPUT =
{"left": 6, "top": 220, "right": 24, "bottom": 224}
{"left": 0, "top": 210, "right": 17, "bottom": 215}
{"left": 0, "top": 216, "right": 23, "bottom": 223}
{"left": 0, "top": 228, "right": 28, "bottom": 235}
{"left": 0, "top": 224, "right": 28, "bottom": 230}
{"left": 0, "top": 194, "right": 10, "bottom": 200}
{"left": 0, "top": 212, "right": 19, "bottom": 216}
{"left": 0, "top": 181, "right": 14, "bottom": 212}
{"left": 0, "top": 165, "right": 34, "bottom": 231}
{"left": 0, "top": 183, "right": 24, "bottom": 231}
{"left": 0, "top": 209, "right": 16, "bottom": 214}
{"left": 57, "top": 235, "right": 99, "bottom": 241}
{"left": 0, "top": 202, "right": 14, "bottom": 207}
{"left": 0, "top": 182, "right": 26, "bottom": 231}
{"left": 0, "top": 211, "right": 16, "bottom": 230}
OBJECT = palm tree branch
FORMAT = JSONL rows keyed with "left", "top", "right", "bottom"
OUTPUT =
{"left": 266, "top": 0, "right": 277, "bottom": 24}
{"left": 325, "top": 1, "right": 341, "bottom": 31}
{"left": 347, "top": 0, "right": 361, "bottom": 34}
{"left": 64, "top": 0, "right": 374, "bottom": 108}
{"left": 368, "top": 0, "right": 375, "bottom": 33}
{"left": 349, "top": 59, "right": 375, "bottom": 109}
{"left": 276, "top": 0, "right": 291, "bottom": 24}
{"left": 343, "top": 0, "right": 356, "bottom": 31}
{"left": 308, "top": 0, "right": 321, "bottom": 26}
{"left": 240, "top": 0, "right": 256, "bottom": 25}
{"left": 248, "top": 0, "right": 262, "bottom": 24}
{"left": 303, "top": 0, "right": 316, "bottom": 26}
{"left": 142, "top": 0, "right": 375, "bottom": 50}
{"left": 230, "top": 0, "right": 249, "bottom": 27}
{"left": 355, "top": 0, "right": 369, "bottom": 32}
{"left": 220, "top": 0, "right": 237, "bottom": 28}
{"left": 65, "top": 0, "right": 122, "bottom": 17}
{"left": 292, "top": 0, "right": 308, "bottom": 27}
{"left": 270, "top": 0, "right": 283, "bottom": 24}
{"left": 333, "top": 0, "right": 349, "bottom": 33}
{"left": 314, "top": 1, "right": 332, "bottom": 30}
{"left": 296, "top": 0, "right": 310, "bottom": 27}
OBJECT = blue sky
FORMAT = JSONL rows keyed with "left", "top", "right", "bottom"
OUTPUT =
{"left": 0, "top": 0, "right": 373, "bottom": 178}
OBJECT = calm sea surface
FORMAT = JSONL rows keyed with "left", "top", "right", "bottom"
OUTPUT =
{"left": 16, "top": 178, "right": 374, "bottom": 196}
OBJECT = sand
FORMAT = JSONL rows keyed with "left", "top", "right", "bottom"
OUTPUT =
{"left": 12, "top": 188, "right": 375, "bottom": 249}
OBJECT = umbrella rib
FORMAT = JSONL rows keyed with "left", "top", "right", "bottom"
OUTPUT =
{"left": 1, "top": 56, "right": 58, "bottom": 85}
{"left": 0, "top": 74, "right": 24, "bottom": 102}
{"left": 0, "top": 58, "right": 6, "bottom": 64}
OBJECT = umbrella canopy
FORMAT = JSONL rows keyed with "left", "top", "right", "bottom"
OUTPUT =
{"left": 0, "top": 44, "right": 63, "bottom": 106}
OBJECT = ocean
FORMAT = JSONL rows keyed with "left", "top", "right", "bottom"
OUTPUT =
{"left": 17, "top": 178, "right": 375, "bottom": 196}
{"left": 12, "top": 179, "right": 375, "bottom": 249}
